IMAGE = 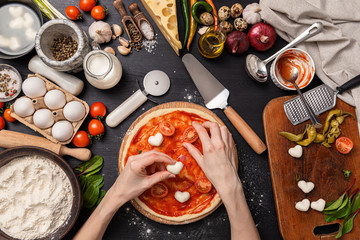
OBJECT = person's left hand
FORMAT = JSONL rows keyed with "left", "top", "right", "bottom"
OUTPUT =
{"left": 111, "top": 150, "right": 176, "bottom": 203}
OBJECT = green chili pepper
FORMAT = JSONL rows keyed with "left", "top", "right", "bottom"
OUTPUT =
{"left": 322, "top": 142, "right": 332, "bottom": 148}
{"left": 191, "top": 1, "right": 213, "bottom": 25}
{"left": 296, "top": 126, "right": 317, "bottom": 146}
{"left": 322, "top": 109, "right": 343, "bottom": 135}
{"left": 181, "top": 0, "right": 190, "bottom": 49}
{"left": 279, "top": 125, "right": 309, "bottom": 142}
{"left": 314, "top": 133, "right": 325, "bottom": 143}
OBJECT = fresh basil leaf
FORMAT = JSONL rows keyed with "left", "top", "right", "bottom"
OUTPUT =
{"left": 75, "top": 155, "right": 103, "bottom": 176}
{"left": 83, "top": 184, "right": 100, "bottom": 209}
{"left": 334, "top": 198, "right": 352, "bottom": 219}
{"left": 342, "top": 210, "right": 359, "bottom": 235}
{"left": 324, "top": 193, "right": 346, "bottom": 211}
{"left": 85, "top": 174, "right": 104, "bottom": 188}
{"left": 350, "top": 192, "right": 360, "bottom": 216}
{"left": 79, "top": 175, "right": 88, "bottom": 191}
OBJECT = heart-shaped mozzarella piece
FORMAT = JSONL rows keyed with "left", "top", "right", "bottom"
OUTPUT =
{"left": 148, "top": 133, "right": 164, "bottom": 147}
{"left": 288, "top": 145, "right": 303, "bottom": 158}
{"left": 174, "top": 191, "right": 190, "bottom": 203}
{"left": 295, "top": 199, "right": 310, "bottom": 212}
{"left": 9, "top": 6, "right": 23, "bottom": 18}
{"left": 297, "top": 180, "right": 315, "bottom": 194}
{"left": 167, "top": 162, "right": 184, "bottom": 175}
{"left": 311, "top": 198, "right": 326, "bottom": 212}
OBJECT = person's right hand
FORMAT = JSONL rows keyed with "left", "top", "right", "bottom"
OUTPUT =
{"left": 183, "top": 121, "right": 240, "bottom": 198}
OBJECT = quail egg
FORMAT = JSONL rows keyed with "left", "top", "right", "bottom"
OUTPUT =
{"left": 63, "top": 101, "right": 86, "bottom": 122}
{"left": 33, "top": 109, "right": 54, "bottom": 129}
{"left": 13, "top": 97, "right": 35, "bottom": 117}
{"left": 44, "top": 90, "right": 66, "bottom": 110}
{"left": 52, "top": 120, "right": 73, "bottom": 141}
{"left": 22, "top": 77, "right": 47, "bottom": 98}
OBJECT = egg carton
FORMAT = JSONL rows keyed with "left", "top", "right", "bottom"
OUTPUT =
{"left": 10, "top": 74, "right": 89, "bottom": 145}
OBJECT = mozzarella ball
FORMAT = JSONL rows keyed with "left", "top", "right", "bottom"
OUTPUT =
{"left": 22, "top": 77, "right": 47, "bottom": 98}
{"left": 33, "top": 109, "right": 54, "bottom": 129}
{"left": 52, "top": 120, "right": 73, "bottom": 141}
{"left": 44, "top": 90, "right": 66, "bottom": 110}
{"left": 63, "top": 101, "right": 86, "bottom": 122}
{"left": 13, "top": 97, "right": 35, "bottom": 117}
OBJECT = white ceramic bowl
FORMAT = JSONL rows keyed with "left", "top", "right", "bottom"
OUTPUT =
{"left": 270, "top": 48, "right": 315, "bottom": 91}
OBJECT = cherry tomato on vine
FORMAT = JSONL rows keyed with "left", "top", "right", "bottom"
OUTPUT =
{"left": 150, "top": 183, "right": 168, "bottom": 198}
{"left": 90, "top": 102, "right": 106, "bottom": 119}
{"left": 65, "top": 6, "right": 82, "bottom": 20}
{"left": 183, "top": 126, "right": 198, "bottom": 143}
{"left": 0, "top": 116, "right": 5, "bottom": 130}
{"left": 336, "top": 137, "right": 353, "bottom": 154}
{"left": 0, "top": 102, "right": 4, "bottom": 109}
{"left": 79, "top": 0, "right": 96, "bottom": 12}
{"left": 72, "top": 130, "right": 91, "bottom": 147}
{"left": 195, "top": 178, "right": 212, "bottom": 194}
{"left": 4, "top": 109, "right": 16, "bottom": 122}
{"left": 91, "top": 5, "right": 108, "bottom": 20}
{"left": 88, "top": 119, "right": 104, "bottom": 139}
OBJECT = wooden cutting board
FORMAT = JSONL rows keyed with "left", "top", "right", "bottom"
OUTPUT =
{"left": 263, "top": 96, "right": 360, "bottom": 240}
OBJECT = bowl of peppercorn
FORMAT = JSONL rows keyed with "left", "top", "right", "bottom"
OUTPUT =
{"left": 0, "top": 64, "right": 22, "bottom": 102}
{"left": 35, "top": 19, "right": 90, "bottom": 73}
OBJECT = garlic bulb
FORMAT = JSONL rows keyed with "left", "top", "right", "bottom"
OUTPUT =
{"left": 243, "top": 3, "right": 262, "bottom": 25}
{"left": 88, "top": 21, "right": 112, "bottom": 44}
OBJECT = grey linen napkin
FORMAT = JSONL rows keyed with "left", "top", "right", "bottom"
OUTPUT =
{"left": 259, "top": 0, "right": 360, "bottom": 134}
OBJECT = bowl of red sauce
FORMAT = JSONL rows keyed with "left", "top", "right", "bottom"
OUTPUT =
{"left": 270, "top": 48, "right": 315, "bottom": 90}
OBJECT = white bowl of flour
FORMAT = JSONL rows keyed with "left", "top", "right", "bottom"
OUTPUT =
{"left": 0, "top": 147, "right": 81, "bottom": 240}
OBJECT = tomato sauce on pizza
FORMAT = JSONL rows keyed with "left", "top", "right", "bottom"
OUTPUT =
{"left": 124, "top": 111, "right": 217, "bottom": 217}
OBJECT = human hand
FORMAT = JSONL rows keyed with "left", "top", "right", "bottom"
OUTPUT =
{"left": 183, "top": 121, "right": 240, "bottom": 198}
{"left": 111, "top": 150, "right": 176, "bottom": 203}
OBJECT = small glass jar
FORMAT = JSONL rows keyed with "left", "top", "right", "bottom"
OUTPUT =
{"left": 83, "top": 44, "right": 122, "bottom": 89}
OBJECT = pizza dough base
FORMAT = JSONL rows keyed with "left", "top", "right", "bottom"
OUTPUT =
{"left": 120, "top": 107, "right": 222, "bottom": 222}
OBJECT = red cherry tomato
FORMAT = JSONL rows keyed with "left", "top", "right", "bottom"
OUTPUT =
{"left": 0, "top": 102, "right": 4, "bottom": 109}
{"left": 91, "top": 5, "right": 108, "bottom": 20}
{"left": 79, "top": 0, "right": 96, "bottom": 12}
{"left": 65, "top": 6, "right": 82, "bottom": 20}
{"left": 88, "top": 119, "right": 104, "bottom": 138}
{"left": 0, "top": 116, "right": 5, "bottom": 130}
{"left": 159, "top": 121, "right": 175, "bottom": 136}
{"left": 4, "top": 109, "right": 16, "bottom": 122}
{"left": 90, "top": 102, "right": 106, "bottom": 119}
{"left": 183, "top": 126, "right": 198, "bottom": 143}
{"left": 72, "top": 130, "right": 90, "bottom": 147}
{"left": 335, "top": 137, "right": 353, "bottom": 154}
{"left": 150, "top": 182, "right": 168, "bottom": 198}
{"left": 195, "top": 178, "right": 212, "bottom": 194}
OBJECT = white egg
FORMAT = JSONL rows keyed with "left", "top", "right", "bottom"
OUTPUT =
{"left": 13, "top": 97, "right": 35, "bottom": 117}
{"left": 52, "top": 120, "right": 73, "bottom": 141}
{"left": 22, "top": 77, "right": 47, "bottom": 98}
{"left": 44, "top": 90, "right": 66, "bottom": 110}
{"left": 33, "top": 109, "right": 54, "bottom": 129}
{"left": 63, "top": 101, "right": 86, "bottom": 122}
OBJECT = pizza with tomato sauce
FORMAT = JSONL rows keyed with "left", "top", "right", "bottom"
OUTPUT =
{"left": 119, "top": 106, "right": 235, "bottom": 223}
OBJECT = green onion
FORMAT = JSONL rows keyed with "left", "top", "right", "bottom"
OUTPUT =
{"left": 32, "top": 0, "right": 65, "bottom": 19}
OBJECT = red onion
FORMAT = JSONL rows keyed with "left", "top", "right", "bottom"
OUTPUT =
{"left": 225, "top": 31, "right": 249, "bottom": 55}
{"left": 248, "top": 23, "right": 276, "bottom": 51}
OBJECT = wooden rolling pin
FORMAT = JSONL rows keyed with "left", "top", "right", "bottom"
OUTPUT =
{"left": 0, "top": 130, "right": 91, "bottom": 161}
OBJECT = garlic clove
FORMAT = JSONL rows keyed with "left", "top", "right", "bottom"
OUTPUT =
{"left": 117, "top": 46, "right": 131, "bottom": 56}
{"left": 104, "top": 47, "right": 115, "bottom": 55}
{"left": 112, "top": 24, "right": 123, "bottom": 37}
{"left": 119, "top": 37, "right": 129, "bottom": 48}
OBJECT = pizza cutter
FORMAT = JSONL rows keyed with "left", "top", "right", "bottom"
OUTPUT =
{"left": 106, "top": 70, "right": 170, "bottom": 127}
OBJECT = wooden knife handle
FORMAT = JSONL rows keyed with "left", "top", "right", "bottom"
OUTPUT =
{"left": 224, "top": 106, "right": 267, "bottom": 154}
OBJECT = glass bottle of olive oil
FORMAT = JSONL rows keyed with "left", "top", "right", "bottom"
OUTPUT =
{"left": 198, "top": 26, "right": 226, "bottom": 58}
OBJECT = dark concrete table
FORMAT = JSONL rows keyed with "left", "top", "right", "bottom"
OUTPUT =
{"left": 0, "top": 0, "right": 322, "bottom": 239}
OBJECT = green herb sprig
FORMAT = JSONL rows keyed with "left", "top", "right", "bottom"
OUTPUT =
{"left": 322, "top": 178, "right": 360, "bottom": 238}
{"left": 75, "top": 155, "right": 106, "bottom": 211}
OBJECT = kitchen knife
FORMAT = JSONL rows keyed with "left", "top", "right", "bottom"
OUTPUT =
{"left": 0, "top": 130, "right": 91, "bottom": 161}
{"left": 182, "top": 54, "right": 267, "bottom": 154}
